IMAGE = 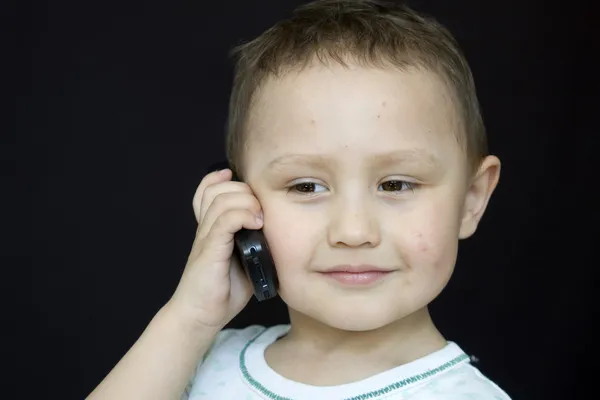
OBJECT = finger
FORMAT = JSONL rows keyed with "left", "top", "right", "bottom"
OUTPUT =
{"left": 229, "top": 257, "right": 254, "bottom": 304}
{"left": 192, "top": 169, "right": 232, "bottom": 223}
{"left": 199, "top": 180, "right": 253, "bottom": 225}
{"left": 197, "top": 191, "right": 262, "bottom": 240}
{"left": 198, "top": 208, "right": 264, "bottom": 265}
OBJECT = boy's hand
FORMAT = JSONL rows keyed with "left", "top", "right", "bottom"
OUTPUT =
{"left": 166, "top": 169, "right": 262, "bottom": 332}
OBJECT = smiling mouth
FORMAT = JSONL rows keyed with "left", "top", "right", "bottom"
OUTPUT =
{"left": 319, "top": 270, "right": 394, "bottom": 285}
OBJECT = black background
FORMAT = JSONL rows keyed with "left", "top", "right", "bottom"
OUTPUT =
{"left": 13, "top": 0, "right": 595, "bottom": 398}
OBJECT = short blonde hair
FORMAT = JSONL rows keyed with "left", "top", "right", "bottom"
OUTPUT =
{"left": 225, "top": 0, "right": 488, "bottom": 179}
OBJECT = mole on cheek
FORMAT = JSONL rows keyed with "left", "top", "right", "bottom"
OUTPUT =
{"left": 415, "top": 232, "right": 428, "bottom": 253}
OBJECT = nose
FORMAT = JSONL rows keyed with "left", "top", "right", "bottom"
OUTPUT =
{"left": 327, "top": 196, "right": 381, "bottom": 248}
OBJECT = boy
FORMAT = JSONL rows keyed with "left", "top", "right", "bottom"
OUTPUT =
{"left": 88, "top": 0, "right": 509, "bottom": 398}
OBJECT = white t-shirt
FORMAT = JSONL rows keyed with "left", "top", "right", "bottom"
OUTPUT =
{"left": 183, "top": 324, "right": 511, "bottom": 399}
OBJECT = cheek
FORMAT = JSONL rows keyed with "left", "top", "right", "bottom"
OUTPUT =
{"left": 402, "top": 201, "right": 461, "bottom": 273}
{"left": 410, "top": 227, "right": 457, "bottom": 270}
{"left": 260, "top": 202, "right": 319, "bottom": 273}
{"left": 261, "top": 205, "right": 325, "bottom": 305}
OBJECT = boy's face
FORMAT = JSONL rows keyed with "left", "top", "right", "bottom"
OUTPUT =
{"left": 243, "top": 63, "right": 484, "bottom": 331}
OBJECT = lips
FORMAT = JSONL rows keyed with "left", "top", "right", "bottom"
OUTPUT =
{"left": 319, "top": 265, "right": 395, "bottom": 285}
{"left": 321, "top": 264, "right": 395, "bottom": 273}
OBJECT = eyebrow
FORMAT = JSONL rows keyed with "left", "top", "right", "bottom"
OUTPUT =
{"left": 265, "top": 148, "right": 441, "bottom": 171}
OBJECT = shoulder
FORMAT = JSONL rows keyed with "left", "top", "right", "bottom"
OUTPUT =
{"left": 180, "top": 325, "right": 267, "bottom": 399}
{"left": 411, "top": 362, "right": 512, "bottom": 399}
{"left": 205, "top": 324, "right": 267, "bottom": 357}
{"left": 181, "top": 325, "right": 280, "bottom": 399}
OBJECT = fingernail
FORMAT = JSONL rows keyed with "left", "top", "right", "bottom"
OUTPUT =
{"left": 256, "top": 211, "right": 263, "bottom": 221}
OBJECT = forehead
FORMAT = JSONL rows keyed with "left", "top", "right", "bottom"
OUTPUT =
{"left": 244, "top": 64, "right": 463, "bottom": 176}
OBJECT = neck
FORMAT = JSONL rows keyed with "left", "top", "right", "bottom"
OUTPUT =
{"left": 279, "top": 307, "right": 446, "bottom": 366}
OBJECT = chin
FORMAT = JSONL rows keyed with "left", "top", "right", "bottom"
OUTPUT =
{"left": 322, "top": 317, "right": 393, "bottom": 332}
{"left": 330, "top": 308, "right": 412, "bottom": 331}
{"left": 302, "top": 300, "right": 415, "bottom": 332}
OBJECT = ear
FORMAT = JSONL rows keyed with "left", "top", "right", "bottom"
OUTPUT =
{"left": 459, "top": 155, "right": 501, "bottom": 239}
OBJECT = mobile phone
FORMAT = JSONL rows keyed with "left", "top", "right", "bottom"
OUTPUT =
{"left": 207, "top": 162, "right": 279, "bottom": 301}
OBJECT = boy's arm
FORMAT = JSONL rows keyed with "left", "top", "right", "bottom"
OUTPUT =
{"left": 87, "top": 169, "right": 259, "bottom": 399}
{"left": 87, "top": 303, "right": 218, "bottom": 400}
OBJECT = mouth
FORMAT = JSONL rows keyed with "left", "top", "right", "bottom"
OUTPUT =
{"left": 318, "top": 265, "right": 396, "bottom": 286}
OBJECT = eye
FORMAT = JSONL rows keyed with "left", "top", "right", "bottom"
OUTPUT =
{"left": 289, "top": 181, "right": 327, "bottom": 195}
{"left": 378, "top": 180, "right": 416, "bottom": 193}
